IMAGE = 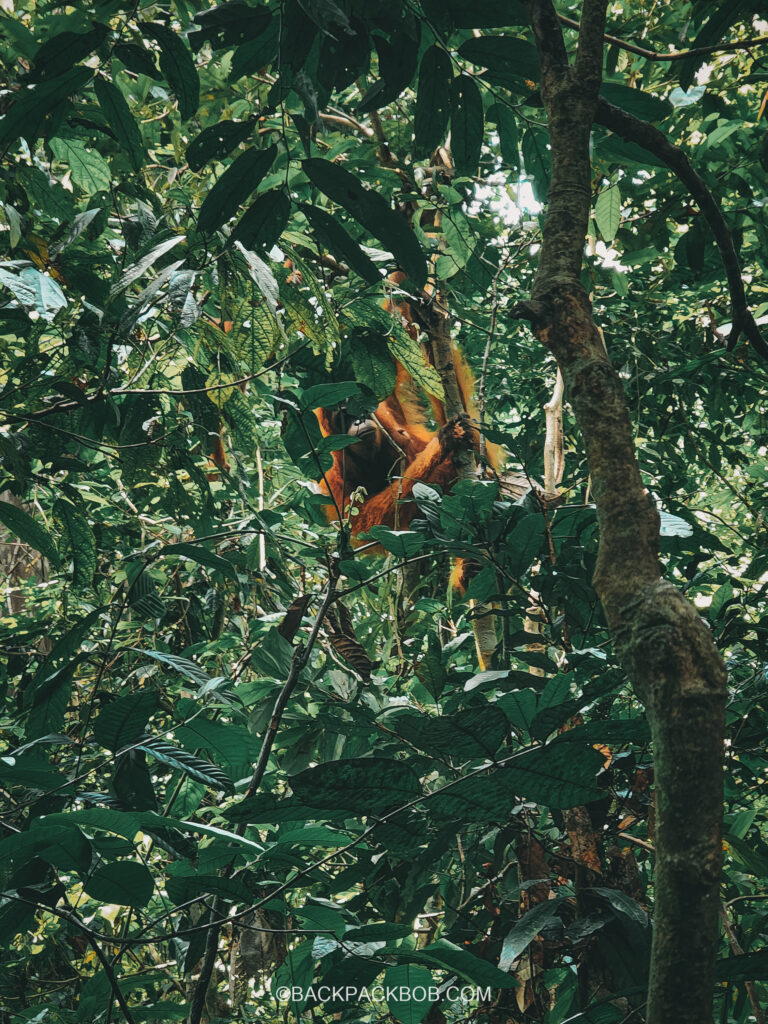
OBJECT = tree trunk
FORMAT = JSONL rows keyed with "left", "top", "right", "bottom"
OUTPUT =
{"left": 516, "top": 4, "right": 727, "bottom": 1022}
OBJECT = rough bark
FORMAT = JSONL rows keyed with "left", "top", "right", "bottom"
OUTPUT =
{"left": 516, "top": 3, "right": 728, "bottom": 1022}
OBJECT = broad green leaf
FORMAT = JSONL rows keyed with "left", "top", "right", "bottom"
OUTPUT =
{"left": 458, "top": 36, "right": 539, "bottom": 83}
{"left": 113, "top": 42, "right": 161, "bottom": 79}
{"left": 83, "top": 861, "right": 154, "bottom": 907}
{"left": 229, "top": 17, "right": 280, "bottom": 81}
{"left": 521, "top": 128, "right": 550, "bottom": 202}
{"left": 349, "top": 329, "right": 397, "bottom": 398}
{"left": 414, "top": 46, "right": 452, "bottom": 158}
{"left": 408, "top": 938, "right": 517, "bottom": 988}
{"left": 450, "top": 74, "right": 483, "bottom": 176}
{"left": 384, "top": 965, "right": 434, "bottom": 1024}
{"left": 422, "top": 0, "right": 527, "bottom": 27}
{"left": 0, "top": 267, "right": 67, "bottom": 321}
{"left": 489, "top": 102, "right": 519, "bottom": 170}
{"left": 593, "top": 887, "right": 649, "bottom": 927}
{"left": 53, "top": 497, "right": 96, "bottom": 589}
{"left": 428, "top": 743, "right": 603, "bottom": 819}
{"left": 198, "top": 145, "right": 276, "bottom": 234}
{"left": 290, "top": 757, "right": 422, "bottom": 812}
{"left": 145, "top": 22, "right": 199, "bottom": 120}
{"left": 499, "top": 899, "right": 565, "bottom": 970}
{"left": 359, "top": 27, "right": 420, "bottom": 113}
{"left": 135, "top": 649, "right": 217, "bottom": 688}
{"left": 0, "top": 499, "right": 59, "bottom": 566}
{"left": 93, "top": 691, "right": 160, "bottom": 751}
{"left": 366, "top": 528, "right": 427, "bottom": 557}
{"left": 49, "top": 138, "right": 110, "bottom": 193}
{"left": 93, "top": 77, "right": 144, "bottom": 171}
{"left": 186, "top": 118, "right": 254, "bottom": 172}
{"left": 600, "top": 82, "right": 672, "bottom": 122}
{"left": 0, "top": 67, "right": 92, "bottom": 149}
{"left": 160, "top": 541, "right": 238, "bottom": 580}
{"left": 302, "top": 382, "right": 360, "bottom": 410}
{"left": 137, "top": 736, "right": 235, "bottom": 792}
{"left": 303, "top": 158, "right": 426, "bottom": 286}
{"left": 378, "top": 704, "right": 507, "bottom": 759}
{"left": 595, "top": 185, "right": 621, "bottom": 243}
{"left": 300, "top": 202, "right": 381, "bottom": 283}
{"left": 109, "top": 234, "right": 185, "bottom": 298}
{"left": 32, "top": 25, "right": 108, "bottom": 80}
{"left": 231, "top": 189, "right": 290, "bottom": 250}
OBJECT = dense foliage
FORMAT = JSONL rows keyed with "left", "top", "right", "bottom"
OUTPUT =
{"left": 1, "top": 1, "right": 767, "bottom": 1021}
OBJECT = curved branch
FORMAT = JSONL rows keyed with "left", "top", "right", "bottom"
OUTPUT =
{"left": 559, "top": 14, "right": 768, "bottom": 62}
{"left": 595, "top": 97, "right": 768, "bottom": 361}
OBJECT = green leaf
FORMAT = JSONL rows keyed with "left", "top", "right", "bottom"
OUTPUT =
{"left": 489, "top": 102, "right": 519, "bottom": 170}
{"left": 302, "top": 382, "right": 361, "bottom": 410}
{"left": 160, "top": 541, "right": 238, "bottom": 580}
{"left": 136, "top": 736, "right": 235, "bottom": 792}
{"left": 0, "top": 499, "right": 59, "bottom": 567}
{"left": 521, "top": 129, "right": 550, "bottom": 203}
{"left": 593, "top": 887, "right": 648, "bottom": 927}
{"left": 384, "top": 965, "right": 434, "bottom": 1024}
{"left": 380, "top": 704, "right": 508, "bottom": 759}
{"left": 186, "top": 119, "right": 254, "bottom": 172}
{"left": 231, "top": 189, "right": 290, "bottom": 250}
{"left": 83, "top": 861, "right": 154, "bottom": 908}
{"left": 595, "top": 185, "right": 621, "bottom": 243}
{"left": 386, "top": 326, "right": 444, "bottom": 399}
{"left": 300, "top": 203, "right": 381, "bottom": 283}
{"left": 499, "top": 899, "right": 564, "bottom": 970}
{"left": 458, "top": 36, "right": 539, "bottom": 83}
{"left": 429, "top": 744, "right": 604, "bottom": 819}
{"left": 53, "top": 497, "right": 96, "bottom": 589}
{"left": 366, "top": 528, "right": 427, "bottom": 557}
{"left": 113, "top": 42, "right": 161, "bottom": 79}
{"left": 349, "top": 329, "right": 397, "bottom": 398}
{"left": 450, "top": 74, "right": 483, "bottom": 176}
{"left": 0, "top": 67, "right": 92, "bottom": 149}
{"left": 198, "top": 145, "right": 276, "bottom": 234}
{"left": 145, "top": 22, "right": 199, "bottom": 120}
{"left": 135, "top": 649, "right": 217, "bottom": 689}
{"left": 414, "top": 46, "right": 452, "bottom": 158}
{"left": 411, "top": 938, "right": 516, "bottom": 988}
{"left": 600, "top": 82, "right": 672, "bottom": 122}
{"left": 229, "top": 17, "right": 280, "bottom": 81}
{"left": 228, "top": 299, "right": 278, "bottom": 372}
{"left": 174, "top": 715, "right": 260, "bottom": 770}
{"left": 422, "top": 0, "right": 528, "bottom": 28}
{"left": 0, "top": 267, "right": 67, "bottom": 321}
{"left": 303, "top": 158, "right": 426, "bottom": 286}
{"left": 94, "top": 77, "right": 144, "bottom": 171}
{"left": 93, "top": 692, "right": 160, "bottom": 751}
{"left": 359, "top": 26, "right": 421, "bottom": 113}
{"left": 290, "top": 757, "right": 422, "bottom": 813}
{"left": 49, "top": 138, "right": 111, "bottom": 193}
{"left": 32, "top": 25, "right": 108, "bottom": 80}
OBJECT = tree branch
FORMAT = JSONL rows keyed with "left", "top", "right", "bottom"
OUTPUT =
{"left": 559, "top": 14, "right": 768, "bottom": 62}
{"left": 595, "top": 98, "right": 768, "bottom": 360}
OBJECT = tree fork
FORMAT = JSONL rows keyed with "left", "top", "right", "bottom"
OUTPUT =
{"left": 519, "top": 2, "right": 727, "bottom": 1022}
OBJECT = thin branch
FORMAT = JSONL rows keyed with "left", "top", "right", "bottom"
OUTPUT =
{"left": 186, "top": 569, "right": 339, "bottom": 1024}
{"left": 595, "top": 97, "right": 768, "bottom": 361}
{"left": 559, "top": 14, "right": 768, "bottom": 63}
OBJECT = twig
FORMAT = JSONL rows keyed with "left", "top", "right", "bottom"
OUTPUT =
{"left": 595, "top": 98, "right": 768, "bottom": 360}
{"left": 559, "top": 14, "right": 768, "bottom": 62}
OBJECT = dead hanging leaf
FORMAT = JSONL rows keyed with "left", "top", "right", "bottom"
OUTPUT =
{"left": 326, "top": 603, "right": 376, "bottom": 681}
{"left": 277, "top": 595, "right": 311, "bottom": 642}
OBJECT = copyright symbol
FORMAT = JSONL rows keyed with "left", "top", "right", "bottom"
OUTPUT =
{"left": 275, "top": 987, "right": 291, "bottom": 1001}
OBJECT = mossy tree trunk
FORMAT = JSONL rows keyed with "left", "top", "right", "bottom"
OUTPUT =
{"left": 515, "top": 4, "right": 727, "bottom": 1022}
